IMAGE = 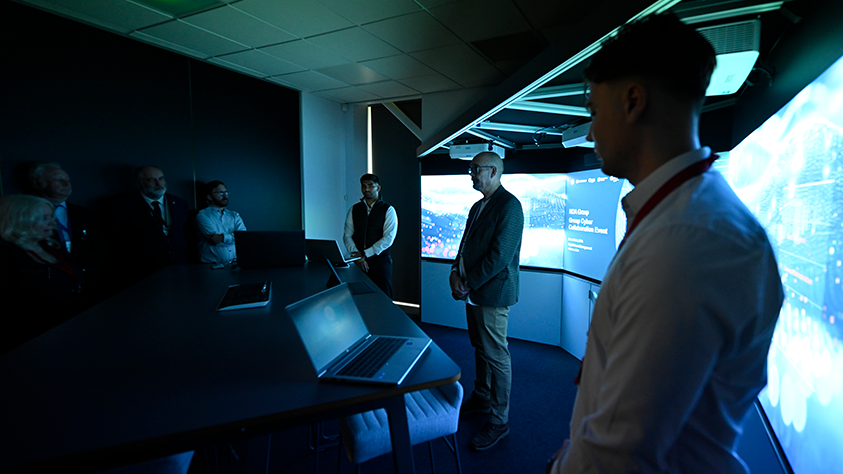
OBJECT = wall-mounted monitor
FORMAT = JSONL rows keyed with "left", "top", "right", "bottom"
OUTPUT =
{"left": 722, "top": 53, "right": 843, "bottom": 474}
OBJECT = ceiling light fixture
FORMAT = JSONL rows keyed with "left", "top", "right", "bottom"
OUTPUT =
{"left": 505, "top": 101, "right": 590, "bottom": 116}
{"left": 474, "top": 122, "right": 566, "bottom": 136}
{"left": 466, "top": 129, "right": 516, "bottom": 149}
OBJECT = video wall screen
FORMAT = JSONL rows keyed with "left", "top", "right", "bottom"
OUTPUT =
{"left": 421, "top": 170, "right": 631, "bottom": 281}
{"left": 421, "top": 53, "right": 842, "bottom": 474}
{"left": 725, "top": 54, "right": 843, "bottom": 474}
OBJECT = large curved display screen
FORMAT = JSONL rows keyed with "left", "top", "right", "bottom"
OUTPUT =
{"left": 421, "top": 171, "right": 630, "bottom": 280}
{"left": 726, "top": 54, "right": 843, "bottom": 474}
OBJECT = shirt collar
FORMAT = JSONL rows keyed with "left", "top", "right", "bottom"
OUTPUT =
{"left": 140, "top": 192, "right": 165, "bottom": 207}
{"left": 621, "top": 147, "right": 711, "bottom": 226}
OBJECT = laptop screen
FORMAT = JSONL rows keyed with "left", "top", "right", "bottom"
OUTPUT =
{"left": 287, "top": 284, "right": 369, "bottom": 373}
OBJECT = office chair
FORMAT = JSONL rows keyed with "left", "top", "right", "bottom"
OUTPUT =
{"left": 338, "top": 382, "right": 463, "bottom": 473}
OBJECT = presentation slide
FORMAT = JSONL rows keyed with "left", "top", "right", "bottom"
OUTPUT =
{"left": 421, "top": 171, "right": 630, "bottom": 279}
{"left": 563, "top": 169, "right": 632, "bottom": 281}
{"left": 724, "top": 54, "right": 843, "bottom": 474}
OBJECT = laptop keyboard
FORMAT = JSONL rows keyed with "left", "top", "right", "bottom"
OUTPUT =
{"left": 338, "top": 337, "right": 407, "bottom": 378}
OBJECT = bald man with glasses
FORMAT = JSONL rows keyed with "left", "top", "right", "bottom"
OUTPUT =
{"left": 450, "top": 151, "right": 524, "bottom": 452}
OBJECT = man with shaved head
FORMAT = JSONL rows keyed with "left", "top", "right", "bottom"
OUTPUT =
{"left": 450, "top": 151, "right": 524, "bottom": 451}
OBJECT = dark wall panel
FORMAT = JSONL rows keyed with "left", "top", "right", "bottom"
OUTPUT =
{"left": 0, "top": 1, "right": 301, "bottom": 232}
{"left": 190, "top": 61, "right": 301, "bottom": 231}
{"left": 372, "top": 104, "right": 421, "bottom": 304}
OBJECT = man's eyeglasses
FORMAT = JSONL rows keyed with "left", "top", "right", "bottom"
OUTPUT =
{"left": 213, "top": 191, "right": 229, "bottom": 196}
{"left": 468, "top": 165, "right": 492, "bottom": 175}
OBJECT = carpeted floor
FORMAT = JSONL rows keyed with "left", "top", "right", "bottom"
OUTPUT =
{"left": 189, "top": 320, "right": 582, "bottom": 474}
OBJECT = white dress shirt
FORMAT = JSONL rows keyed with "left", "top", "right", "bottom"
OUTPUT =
{"left": 195, "top": 206, "right": 246, "bottom": 264}
{"left": 342, "top": 200, "right": 398, "bottom": 258}
{"left": 553, "top": 148, "right": 784, "bottom": 474}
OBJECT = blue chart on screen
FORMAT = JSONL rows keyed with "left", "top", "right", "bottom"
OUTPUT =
{"left": 722, "top": 54, "right": 843, "bottom": 474}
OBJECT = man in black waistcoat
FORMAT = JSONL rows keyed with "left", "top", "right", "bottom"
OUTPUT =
{"left": 342, "top": 173, "right": 398, "bottom": 298}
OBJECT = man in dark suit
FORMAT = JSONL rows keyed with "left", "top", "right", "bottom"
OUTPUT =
{"left": 29, "top": 163, "right": 104, "bottom": 297}
{"left": 114, "top": 165, "right": 189, "bottom": 286}
{"left": 449, "top": 151, "right": 524, "bottom": 451}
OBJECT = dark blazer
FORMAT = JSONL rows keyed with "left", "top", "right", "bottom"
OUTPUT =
{"left": 112, "top": 192, "right": 189, "bottom": 284}
{"left": 65, "top": 203, "right": 104, "bottom": 278}
{"left": 451, "top": 185, "right": 524, "bottom": 307}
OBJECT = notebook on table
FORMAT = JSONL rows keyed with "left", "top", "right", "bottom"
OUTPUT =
{"left": 286, "top": 283, "right": 430, "bottom": 385}
{"left": 305, "top": 239, "right": 360, "bottom": 267}
{"left": 235, "top": 230, "right": 305, "bottom": 268}
{"left": 216, "top": 281, "right": 271, "bottom": 311}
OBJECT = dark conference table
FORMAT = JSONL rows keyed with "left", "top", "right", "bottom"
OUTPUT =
{"left": 0, "top": 262, "right": 461, "bottom": 473}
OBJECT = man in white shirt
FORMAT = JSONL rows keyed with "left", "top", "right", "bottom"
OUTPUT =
{"left": 342, "top": 174, "right": 397, "bottom": 298}
{"left": 548, "top": 13, "right": 784, "bottom": 474}
{"left": 195, "top": 180, "right": 246, "bottom": 265}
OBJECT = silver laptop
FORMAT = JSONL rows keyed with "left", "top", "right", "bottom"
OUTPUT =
{"left": 286, "top": 284, "right": 430, "bottom": 385}
{"left": 305, "top": 239, "right": 360, "bottom": 267}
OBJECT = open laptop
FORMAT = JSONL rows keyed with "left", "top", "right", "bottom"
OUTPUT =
{"left": 235, "top": 230, "right": 305, "bottom": 268}
{"left": 325, "top": 257, "right": 376, "bottom": 295}
{"left": 305, "top": 239, "right": 360, "bottom": 267}
{"left": 286, "top": 283, "right": 430, "bottom": 385}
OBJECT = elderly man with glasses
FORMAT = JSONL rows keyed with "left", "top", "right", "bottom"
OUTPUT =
{"left": 450, "top": 151, "right": 524, "bottom": 452}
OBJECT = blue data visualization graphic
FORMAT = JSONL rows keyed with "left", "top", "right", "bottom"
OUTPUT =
{"left": 421, "top": 174, "right": 568, "bottom": 270}
{"left": 722, "top": 54, "right": 843, "bottom": 474}
{"left": 421, "top": 172, "right": 630, "bottom": 280}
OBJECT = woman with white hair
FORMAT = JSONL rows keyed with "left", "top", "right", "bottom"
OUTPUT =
{"left": 0, "top": 194, "right": 87, "bottom": 353}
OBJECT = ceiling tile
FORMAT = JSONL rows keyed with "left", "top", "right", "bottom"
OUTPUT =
{"left": 398, "top": 74, "right": 461, "bottom": 94}
{"left": 130, "top": 30, "right": 207, "bottom": 58}
{"left": 359, "top": 55, "right": 436, "bottom": 80}
{"left": 315, "top": 87, "right": 380, "bottom": 104}
{"left": 318, "top": 0, "right": 421, "bottom": 25}
{"left": 414, "top": 0, "right": 462, "bottom": 7}
{"left": 207, "top": 56, "right": 266, "bottom": 77}
{"left": 213, "top": 50, "right": 305, "bottom": 76}
{"left": 25, "top": 0, "right": 170, "bottom": 33}
{"left": 308, "top": 28, "right": 401, "bottom": 63}
{"left": 268, "top": 71, "right": 349, "bottom": 92}
{"left": 412, "top": 43, "right": 504, "bottom": 88}
{"left": 137, "top": 20, "right": 247, "bottom": 57}
{"left": 359, "top": 81, "right": 420, "bottom": 99}
{"left": 231, "top": 0, "right": 353, "bottom": 38}
{"left": 363, "top": 11, "right": 460, "bottom": 53}
{"left": 130, "top": 0, "right": 222, "bottom": 17}
{"left": 182, "top": 5, "right": 297, "bottom": 48}
{"left": 260, "top": 40, "right": 350, "bottom": 70}
{"left": 429, "top": 0, "right": 532, "bottom": 43}
{"left": 316, "top": 63, "right": 389, "bottom": 86}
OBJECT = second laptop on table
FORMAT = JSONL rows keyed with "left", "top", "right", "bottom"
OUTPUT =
{"left": 286, "top": 283, "right": 430, "bottom": 385}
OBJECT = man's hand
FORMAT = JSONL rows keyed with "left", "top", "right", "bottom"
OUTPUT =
{"left": 449, "top": 272, "right": 469, "bottom": 300}
{"left": 209, "top": 234, "right": 224, "bottom": 245}
{"left": 352, "top": 252, "right": 369, "bottom": 272}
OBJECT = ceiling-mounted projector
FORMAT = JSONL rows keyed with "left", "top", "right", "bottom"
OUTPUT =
{"left": 561, "top": 122, "right": 594, "bottom": 148}
{"left": 697, "top": 19, "right": 761, "bottom": 96}
{"left": 449, "top": 143, "right": 505, "bottom": 160}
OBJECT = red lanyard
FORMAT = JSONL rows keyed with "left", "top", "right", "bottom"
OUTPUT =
{"left": 574, "top": 153, "right": 718, "bottom": 385}
{"left": 617, "top": 153, "right": 718, "bottom": 252}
